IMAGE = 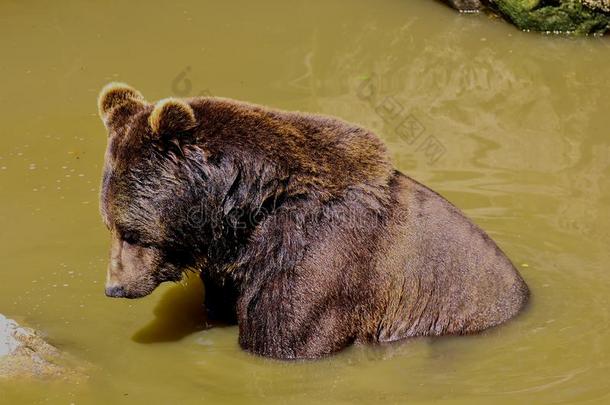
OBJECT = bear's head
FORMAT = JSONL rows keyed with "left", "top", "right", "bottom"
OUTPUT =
{"left": 98, "top": 83, "right": 190, "bottom": 298}
{"left": 97, "top": 83, "right": 227, "bottom": 299}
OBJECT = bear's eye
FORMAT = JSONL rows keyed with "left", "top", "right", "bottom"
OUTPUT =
{"left": 121, "top": 231, "right": 140, "bottom": 246}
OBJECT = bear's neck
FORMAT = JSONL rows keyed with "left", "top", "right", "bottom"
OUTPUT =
{"left": 198, "top": 168, "right": 396, "bottom": 299}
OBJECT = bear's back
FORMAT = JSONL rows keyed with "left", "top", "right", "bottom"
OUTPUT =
{"left": 373, "top": 173, "right": 529, "bottom": 340}
{"left": 189, "top": 97, "right": 395, "bottom": 198}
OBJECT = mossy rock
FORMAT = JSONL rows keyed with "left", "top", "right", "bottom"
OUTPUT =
{"left": 492, "top": 0, "right": 610, "bottom": 35}
{"left": 441, "top": 0, "right": 610, "bottom": 35}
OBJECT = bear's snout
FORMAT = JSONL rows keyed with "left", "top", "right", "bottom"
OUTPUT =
{"left": 103, "top": 233, "right": 163, "bottom": 299}
{"left": 105, "top": 284, "right": 126, "bottom": 298}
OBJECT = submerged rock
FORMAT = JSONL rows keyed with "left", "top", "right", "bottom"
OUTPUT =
{"left": 440, "top": 0, "right": 610, "bottom": 35}
{"left": 0, "top": 314, "right": 82, "bottom": 380}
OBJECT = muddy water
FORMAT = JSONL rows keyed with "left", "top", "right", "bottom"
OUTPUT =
{"left": 1, "top": 0, "right": 609, "bottom": 403}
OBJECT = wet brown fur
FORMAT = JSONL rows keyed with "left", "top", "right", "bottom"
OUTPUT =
{"left": 98, "top": 83, "right": 529, "bottom": 359}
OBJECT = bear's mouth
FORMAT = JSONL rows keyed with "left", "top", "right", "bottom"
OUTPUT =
{"left": 154, "top": 262, "right": 186, "bottom": 283}
{"left": 105, "top": 284, "right": 155, "bottom": 299}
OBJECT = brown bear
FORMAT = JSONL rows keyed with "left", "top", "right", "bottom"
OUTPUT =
{"left": 97, "top": 82, "right": 529, "bottom": 359}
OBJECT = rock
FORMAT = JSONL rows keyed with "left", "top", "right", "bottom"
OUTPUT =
{"left": 439, "top": 0, "right": 610, "bottom": 35}
{"left": 583, "top": 0, "right": 610, "bottom": 12}
{"left": 442, "top": 0, "right": 483, "bottom": 12}
{"left": 492, "top": 0, "right": 610, "bottom": 35}
{"left": 0, "top": 314, "right": 83, "bottom": 380}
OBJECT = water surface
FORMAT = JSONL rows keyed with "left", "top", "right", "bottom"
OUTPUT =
{"left": 1, "top": 0, "right": 609, "bottom": 403}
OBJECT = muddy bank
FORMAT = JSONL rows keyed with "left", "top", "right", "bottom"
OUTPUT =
{"left": 0, "top": 314, "right": 84, "bottom": 380}
{"left": 442, "top": 0, "right": 610, "bottom": 35}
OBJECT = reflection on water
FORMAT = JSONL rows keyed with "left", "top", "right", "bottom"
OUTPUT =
{"left": 132, "top": 274, "right": 208, "bottom": 343}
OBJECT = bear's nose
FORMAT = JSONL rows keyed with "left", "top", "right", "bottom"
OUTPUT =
{"left": 105, "top": 285, "right": 126, "bottom": 298}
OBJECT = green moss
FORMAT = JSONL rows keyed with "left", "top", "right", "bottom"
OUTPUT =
{"left": 493, "top": 0, "right": 610, "bottom": 35}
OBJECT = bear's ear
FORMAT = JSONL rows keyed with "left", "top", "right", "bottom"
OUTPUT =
{"left": 98, "top": 82, "right": 146, "bottom": 128}
{"left": 148, "top": 98, "right": 197, "bottom": 137}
